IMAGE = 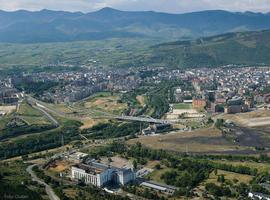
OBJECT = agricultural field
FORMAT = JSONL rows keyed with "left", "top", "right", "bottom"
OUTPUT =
{"left": 128, "top": 127, "right": 253, "bottom": 154}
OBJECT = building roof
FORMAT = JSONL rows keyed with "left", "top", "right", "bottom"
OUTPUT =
{"left": 73, "top": 162, "right": 109, "bottom": 175}
{"left": 141, "top": 181, "right": 178, "bottom": 191}
{"left": 69, "top": 152, "right": 88, "bottom": 160}
{"left": 141, "top": 182, "right": 167, "bottom": 191}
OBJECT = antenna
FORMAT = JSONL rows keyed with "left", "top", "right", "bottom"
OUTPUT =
{"left": 185, "top": 144, "right": 188, "bottom": 155}
{"left": 61, "top": 134, "right": 64, "bottom": 147}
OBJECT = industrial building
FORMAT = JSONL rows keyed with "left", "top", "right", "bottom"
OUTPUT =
{"left": 140, "top": 181, "right": 178, "bottom": 195}
{"left": 71, "top": 160, "right": 135, "bottom": 187}
{"left": 225, "top": 96, "right": 248, "bottom": 114}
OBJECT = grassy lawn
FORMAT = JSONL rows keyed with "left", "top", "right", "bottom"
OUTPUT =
{"left": 173, "top": 103, "right": 192, "bottom": 109}
{"left": 145, "top": 167, "right": 172, "bottom": 184}
{"left": 17, "top": 102, "right": 51, "bottom": 125}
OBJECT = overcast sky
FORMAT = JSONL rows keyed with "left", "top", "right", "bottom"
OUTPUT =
{"left": 0, "top": 0, "right": 270, "bottom": 13}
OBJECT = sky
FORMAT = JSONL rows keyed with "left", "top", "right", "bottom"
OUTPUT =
{"left": 0, "top": 0, "right": 270, "bottom": 13}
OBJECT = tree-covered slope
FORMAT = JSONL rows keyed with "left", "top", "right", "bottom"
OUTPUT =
{"left": 139, "top": 30, "right": 270, "bottom": 68}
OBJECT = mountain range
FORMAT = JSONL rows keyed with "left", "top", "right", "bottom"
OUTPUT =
{"left": 1, "top": 7, "right": 270, "bottom": 43}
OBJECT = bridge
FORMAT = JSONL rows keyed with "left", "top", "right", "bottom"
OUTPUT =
{"left": 110, "top": 115, "right": 172, "bottom": 124}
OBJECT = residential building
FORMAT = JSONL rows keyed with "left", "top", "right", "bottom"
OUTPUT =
{"left": 192, "top": 98, "right": 206, "bottom": 109}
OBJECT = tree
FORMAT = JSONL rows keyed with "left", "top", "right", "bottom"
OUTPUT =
{"left": 133, "top": 160, "right": 138, "bottom": 169}
{"left": 155, "top": 164, "right": 161, "bottom": 170}
{"left": 215, "top": 119, "right": 224, "bottom": 129}
{"left": 217, "top": 175, "right": 225, "bottom": 183}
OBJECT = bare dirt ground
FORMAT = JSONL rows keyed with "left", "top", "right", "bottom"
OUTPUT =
{"left": 48, "top": 160, "right": 72, "bottom": 173}
{"left": 0, "top": 105, "right": 16, "bottom": 114}
{"left": 222, "top": 110, "right": 270, "bottom": 127}
{"left": 128, "top": 128, "right": 251, "bottom": 154}
{"left": 79, "top": 117, "right": 107, "bottom": 129}
{"left": 136, "top": 95, "right": 145, "bottom": 107}
{"left": 100, "top": 156, "right": 133, "bottom": 168}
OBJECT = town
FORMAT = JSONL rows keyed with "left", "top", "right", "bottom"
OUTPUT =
{"left": 1, "top": 66, "right": 269, "bottom": 115}
{"left": 1, "top": 65, "right": 270, "bottom": 199}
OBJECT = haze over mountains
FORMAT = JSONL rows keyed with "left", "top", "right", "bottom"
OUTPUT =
{"left": 1, "top": 7, "right": 270, "bottom": 43}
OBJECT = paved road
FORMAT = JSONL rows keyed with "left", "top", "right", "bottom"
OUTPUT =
{"left": 26, "top": 164, "right": 60, "bottom": 200}
{"left": 33, "top": 104, "right": 59, "bottom": 127}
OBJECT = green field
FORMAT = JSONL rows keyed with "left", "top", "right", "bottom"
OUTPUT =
{"left": 17, "top": 102, "right": 51, "bottom": 125}
{"left": 0, "top": 38, "right": 157, "bottom": 70}
{"left": 173, "top": 103, "right": 192, "bottom": 109}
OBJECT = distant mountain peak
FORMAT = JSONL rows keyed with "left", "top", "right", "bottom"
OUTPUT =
{"left": 97, "top": 7, "right": 120, "bottom": 13}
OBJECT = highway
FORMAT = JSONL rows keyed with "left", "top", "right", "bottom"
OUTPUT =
{"left": 111, "top": 115, "right": 172, "bottom": 124}
{"left": 27, "top": 95, "right": 173, "bottom": 124}
{"left": 26, "top": 164, "right": 60, "bottom": 200}
{"left": 33, "top": 104, "right": 59, "bottom": 127}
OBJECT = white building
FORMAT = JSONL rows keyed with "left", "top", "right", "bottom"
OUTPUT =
{"left": 68, "top": 152, "right": 88, "bottom": 163}
{"left": 248, "top": 192, "right": 270, "bottom": 200}
{"left": 72, "top": 162, "right": 112, "bottom": 187}
{"left": 115, "top": 168, "right": 135, "bottom": 185}
{"left": 71, "top": 161, "right": 135, "bottom": 187}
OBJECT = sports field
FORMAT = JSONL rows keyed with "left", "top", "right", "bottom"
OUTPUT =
{"left": 173, "top": 103, "right": 192, "bottom": 109}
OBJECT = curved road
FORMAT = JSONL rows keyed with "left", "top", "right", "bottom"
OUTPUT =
{"left": 26, "top": 164, "right": 60, "bottom": 200}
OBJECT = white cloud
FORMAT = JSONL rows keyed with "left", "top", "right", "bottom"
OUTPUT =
{"left": 0, "top": 0, "right": 269, "bottom": 13}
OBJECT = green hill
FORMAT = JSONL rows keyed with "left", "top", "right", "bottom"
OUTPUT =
{"left": 139, "top": 29, "right": 270, "bottom": 68}
{"left": 0, "top": 30, "right": 269, "bottom": 71}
